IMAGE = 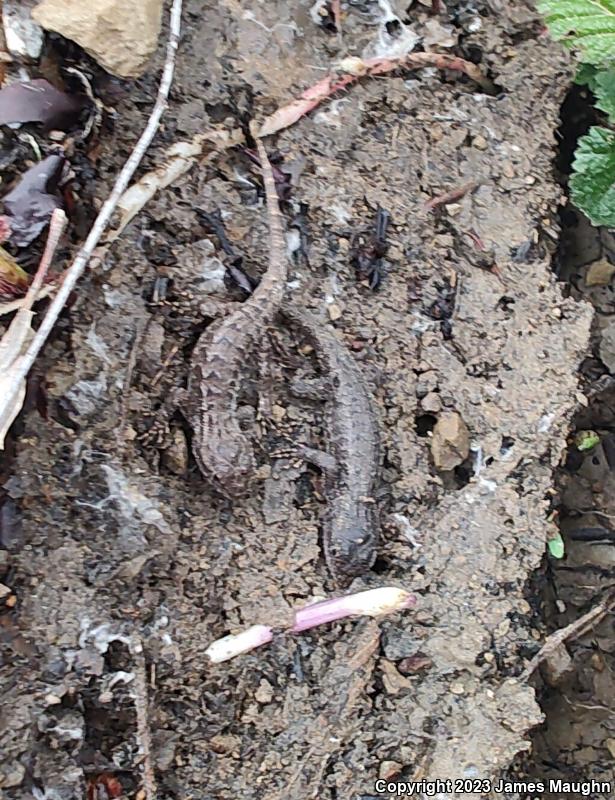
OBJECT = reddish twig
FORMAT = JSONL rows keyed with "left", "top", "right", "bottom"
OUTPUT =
{"left": 424, "top": 180, "right": 480, "bottom": 210}
{"left": 258, "top": 52, "right": 494, "bottom": 137}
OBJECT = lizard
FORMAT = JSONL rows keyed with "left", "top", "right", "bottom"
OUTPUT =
{"left": 185, "top": 137, "right": 287, "bottom": 496}
{"left": 282, "top": 306, "right": 381, "bottom": 582}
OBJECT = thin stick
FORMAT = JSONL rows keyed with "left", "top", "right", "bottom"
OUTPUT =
{"left": 21, "top": 209, "right": 67, "bottom": 311}
{"left": 132, "top": 636, "right": 157, "bottom": 800}
{"left": 521, "top": 590, "right": 615, "bottom": 681}
{"left": 0, "top": 0, "right": 182, "bottom": 421}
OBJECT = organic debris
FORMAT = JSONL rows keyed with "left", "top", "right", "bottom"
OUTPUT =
{"left": 206, "top": 587, "right": 416, "bottom": 662}
{"left": 351, "top": 207, "right": 390, "bottom": 289}
{"left": 258, "top": 52, "right": 493, "bottom": 137}
{"left": 1, "top": 153, "right": 65, "bottom": 248}
{"left": 0, "top": 0, "right": 183, "bottom": 444}
{"left": 0, "top": 79, "right": 84, "bottom": 130}
{"left": 0, "top": 208, "right": 66, "bottom": 448}
{"left": 424, "top": 180, "right": 480, "bottom": 210}
{"left": 113, "top": 128, "right": 243, "bottom": 238}
{"left": 0, "top": 247, "right": 30, "bottom": 298}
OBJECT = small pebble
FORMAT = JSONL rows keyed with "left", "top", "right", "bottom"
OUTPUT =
{"left": 445, "top": 203, "right": 461, "bottom": 216}
{"left": 327, "top": 303, "right": 342, "bottom": 321}
{"left": 379, "top": 761, "right": 403, "bottom": 780}
{"left": 271, "top": 404, "right": 286, "bottom": 422}
{"left": 44, "top": 693, "right": 62, "bottom": 705}
{"left": 450, "top": 681, "right": 465, "bottom": 695}
{"left": 254, "top": 679, "right": 274, "bottom": 704}
{"left": 473, "top": 134, "right": 488, "bottom": 150}
{"left": 524, "top": 175, "right": 536, "bottom": 185}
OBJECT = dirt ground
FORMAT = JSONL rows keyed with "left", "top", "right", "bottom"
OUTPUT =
{"left": 0, "top": 0, "right": 602, "bottom": 798}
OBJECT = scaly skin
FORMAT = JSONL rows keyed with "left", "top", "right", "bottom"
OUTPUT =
{"left": 188, "top": 139, "right": 287, "bottom": 496}
{"left": 283, "top": 308, "right": 381, "bottom": 581}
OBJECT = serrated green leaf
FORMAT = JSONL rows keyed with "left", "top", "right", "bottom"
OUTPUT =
{"left": 576, "top": 62, "right": 599, "bottom": 87}
{"left": 594, "top": 68, "right": 615, "bottom": 117}
{"left": 538, "top": 0, "right": 615, "bottom": 65}
{"left": 548, "top": 533, "right": 565, "bottom": 559}
{"left": 570, "top": 126, "right": 615, "bottom": 226}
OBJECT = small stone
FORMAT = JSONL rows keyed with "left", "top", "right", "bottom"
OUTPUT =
{"left": 430, "top": 411, "right": 470, "bottom": 471}
{"left": 98, "top": 691, "right": 113, "bottom": 703}
{"left": 163, "top": 428, "right": 189, "bottom": 475}
{"left": 599, "top": 322, "right": 615, "bottom": 372}
{"left": 5, "top": 594, "right": 16, "bottom": 608}
{"left": 379, "top": 761, "right": 403, "bottom": 780}
{"left": 585, "top": 257, "right": 615, "bottom": 287}
{"left": 32, "top": 0, "right": 164, "bottom": 79}
{"left": 450, "top": 681, "right": 465, "bottom": 695}
{"left": 380, "top": 659, "right": 412, "bottom": 694}
{"left": 501, "top": 161, "right": 515, "bottom": 179}
{"left": 0, "top": 583, "right": 11, "bottom": 597}
{"left": 3, "top": 0, "right": 44, "bottom": 61}
{"left": 591, "top": 652, "right": 605, "bottom": 672}
{"left": 421, "top": 392, "right": 442, "bottom": 414}
{"left": 0, "top": 761, "right": 25, "bottom": 788}
{"left": 254, "top": 679, "right": 274, "bottom": 704}
{"left": 473, "top": 134, "right": 488, "bottom": 150}
{"left": 524, "top": 175, "right": 536, "bottom": 185}
{"left": 544, "top": 646, "right": 575, "bottom": 686}
{"left": 445, "top": 203, "right": 461, "bottom": 216}
{"left": 551, "top": 307, "right": 562, "bottom": 319}
{"left": 44, "top": 693, "right": 62, "bottom": 705}
{"left": 118, "top": 552, "right": 157, "bottom": 579}
{"left": 271, "top": 404, "right": 286, "bottom": 422}
{"left": 483, "top": 652, "right": 495, "bottom": 663}
{"left": 605, "top": 738, "right": 615, "bottom": 759}
{"left": 327, "top": 302, "right": 342, "bottom": 321}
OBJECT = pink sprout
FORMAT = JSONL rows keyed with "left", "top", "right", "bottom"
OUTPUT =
{"left": 206, "top": 587, "right": 416, "bottom": 663}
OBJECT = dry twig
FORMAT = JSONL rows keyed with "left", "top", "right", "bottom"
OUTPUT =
{"left": 0, "top": 0, "right": 183, "bottom": 446}
{"left": 131, "top": 636, "right": 157, "bottom": 800}
{"left": 521, "top": 590, "right": 615, "bottom": 681}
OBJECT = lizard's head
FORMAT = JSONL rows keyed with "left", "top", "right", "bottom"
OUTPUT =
{"left": 194, "top": 430, "right": 256, "bottom": 498}
{"left": 327, "top": 506, "right": 378, "bottom": 581}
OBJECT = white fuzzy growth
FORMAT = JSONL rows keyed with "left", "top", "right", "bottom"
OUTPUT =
{"left": 206, "top": 624, "right": 273, "bottom": 663}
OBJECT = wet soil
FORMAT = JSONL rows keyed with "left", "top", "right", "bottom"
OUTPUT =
{"left": 0, "top": 1, "right": 598, "bottom": 798}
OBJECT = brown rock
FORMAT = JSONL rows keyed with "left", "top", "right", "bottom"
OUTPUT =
{"left": 32, "top": 0, "right": 163, "bottom": 78}
{"left": 430, "top": 411, "right": 470, "bottom": 471}
{"left": 585, "top": 257, "right": 615, "bottom": 287}
{"left": 379, "top": 760, "right": 403, "bottom": 780}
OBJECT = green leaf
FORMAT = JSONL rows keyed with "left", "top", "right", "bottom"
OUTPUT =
{"left": 548, "top": 533, "right": 565, "bottom": 559}
{"left": 538, "top": 0, "right": 615, "bottom": 65}
{"left": 576, "top": 62, "right": 599, "bottom": 88}
{"left": 570, "top": 126, "right": 615, "bottom": 226}
{"left": 574, "top": 429, "right": 601, "bottom": 450}
{"left": 594, "top": 67, "right": 615, "bottom": 117}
